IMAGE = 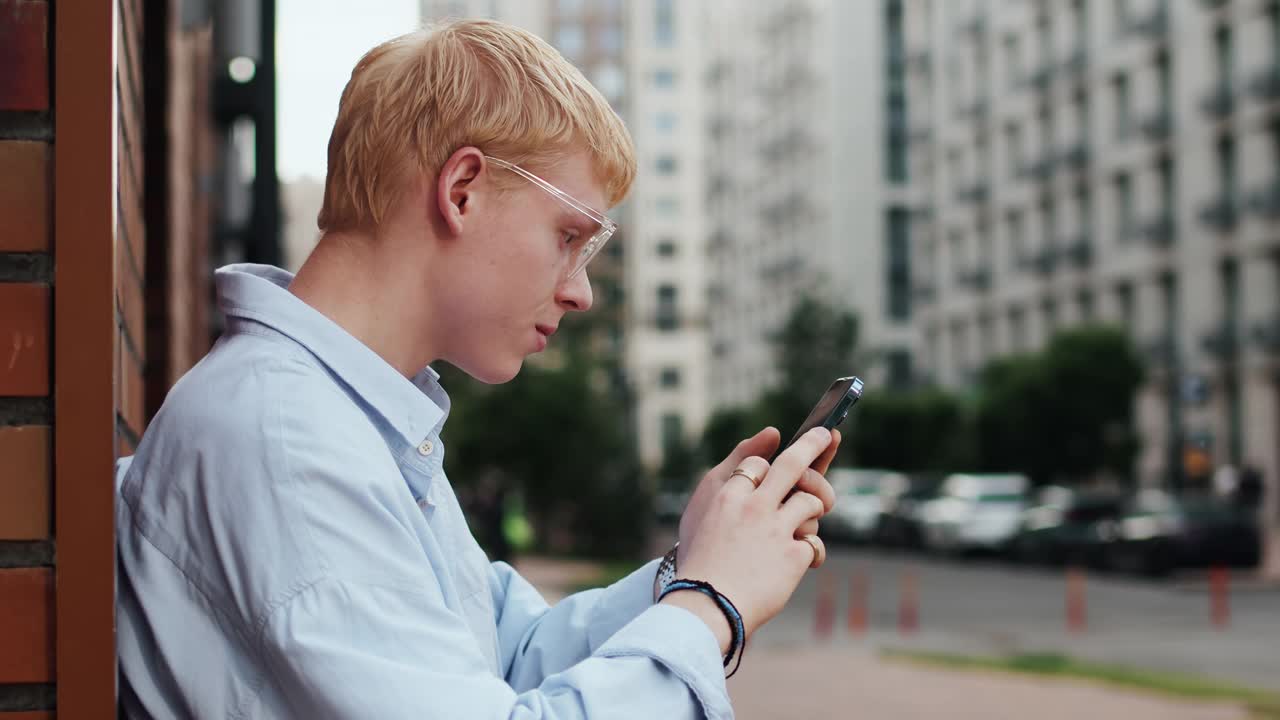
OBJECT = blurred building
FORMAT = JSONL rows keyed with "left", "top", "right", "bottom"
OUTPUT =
{"left": 703, "top": 0, "right": 899, "bottom": 406}
{"left": 420, "top": 0, "right": 710, "bottom": 473}
{"left": 902, "top": 0, "right": 1278, "bottom": 556}
{"left": 281, "top": 175, "right": 325, "bottom": 271}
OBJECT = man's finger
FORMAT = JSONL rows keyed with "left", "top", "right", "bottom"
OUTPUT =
{"left": 719, "top": 427, "right": 780, "bottom": 474}
{"left": 795, "top": 467, "right": 836, "bottom": 514}
{"left": 812, "top": 429, "right": 842, "bottom": 475}
{"left": 758, "top": 427, "right": 832, "bottom": 504}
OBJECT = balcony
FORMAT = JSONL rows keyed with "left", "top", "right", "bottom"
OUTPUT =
{"left": 1060, "top": 235, "right": 1093, "bottom": 267}
{"left": 1061, "top": 48, "right": 1088, "bottom": 79}
{"left": 1247, "top": 179, "right": 1280, "bottom": 219}
{"left": 956, "top": 266, "right": 992, "bottom": 292}
{"left": 1248, "top": 65, "right": 1280, "bottom": 102}
{"left": 962, "top": 97, "right": 990, "bottom": 123}
{"left": 960, "top": 13, "right": 986, "bottom": 37}
{"left": 1019, "top": 154, "right": 1055, "bottom": 182}
{"left": 1199, "top": 194, "right": 1239, "bottom": 232}
{"left": 1024, "top": 62, "right": 1054, "bottom": 93}
{"left": 1134, "top": 212, "right": 1176, "bottom": 247}
{"left": 1057, "top": 141, "right": 1089, "bottom": 171}
{"left": 913, "top": 279, "right": 937, "bottom": 302}
{"left": 1022, "top": 246, "right": 1058, "bottom": 275}
{"left": 1253, "top": 314, "right": 1280, "bottom": 355}
{"left": 1200, "top": 83, "right": 1235, "bottom": 120}
{"left": 1201, "top": 323, "right": 1241, "bottom": 360}
{"left": 1142, "top": 334, "right": 1179, "bottom": 371}
{"left": 1137, "top": 109, "right": 1173, "bottom": 141}
{"left": 907, "top": 48, "right": 932, "bottom": 71}
{"left": 955, "top": 180, "right": 990, "bottom": 205}
{"left": 909, "top": 123, "right": 933, "bottom": 144}
{"left": 1122, "top": 3, "right": 1169, "bottom": 42}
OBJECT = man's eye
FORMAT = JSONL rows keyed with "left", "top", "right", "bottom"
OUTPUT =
{"left": 563, "top": 230, "right": 579, "bottom": 245}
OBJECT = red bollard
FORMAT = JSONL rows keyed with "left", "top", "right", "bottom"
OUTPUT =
{"left": 898, "top": 570, "right": 918, "bottom": 635}
{"left": 1065, "top": 567, "right": 1087, "bottom": 633}
{"left": 1210, "top": 566, "right": 1230, "bottom": 629}
{"left": 813, "top": 573, "right": 836, "bottom": 640}
{"left": 847, "top": 570, "right": 868, "bottom": 636}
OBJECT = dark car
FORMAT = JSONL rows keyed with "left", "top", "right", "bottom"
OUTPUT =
{"left": 872, "top": 474, "right": 941, "bottom": 550}
{"left": 1011, "top": 486, "right": 1124, "bottom": 566}
{"left": 1099, "top": 489, "right": 1261, "bottom": 577}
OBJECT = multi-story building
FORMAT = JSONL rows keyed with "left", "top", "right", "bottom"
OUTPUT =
{"left": 419, "top": 0, "right": 708, "bottom": 473}
{"left": 904, "top": 0, "right": 1279, "bottom": 564}
{"left": 703, "top": 0, "right": 900, "bottom": 407}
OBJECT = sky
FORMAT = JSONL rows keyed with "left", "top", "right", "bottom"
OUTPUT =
{"left": 276, "top": 0, "right": 420, "bottom": 182}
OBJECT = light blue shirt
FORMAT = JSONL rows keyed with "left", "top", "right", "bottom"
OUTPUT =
{"left": 115, "top": 264, "right": 733, "bottom": 719}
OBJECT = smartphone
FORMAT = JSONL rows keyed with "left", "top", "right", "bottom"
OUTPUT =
{"left": 779, "top": 376, "right": 865, "bottom": 457}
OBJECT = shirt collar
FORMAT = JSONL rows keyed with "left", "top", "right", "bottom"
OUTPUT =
{"left": 214, "top": 263, "right": 448, "bottom": 448}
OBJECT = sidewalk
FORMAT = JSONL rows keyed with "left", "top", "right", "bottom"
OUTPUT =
{"left": 728, "top": 644, "right": 1248, "bottom": 720}
{"left": 513, "top": 553, "right": 1252, "bottom": 720}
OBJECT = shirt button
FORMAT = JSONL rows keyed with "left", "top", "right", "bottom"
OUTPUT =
{"left": 417, "top": 439, "right": 435, "bottom": 456}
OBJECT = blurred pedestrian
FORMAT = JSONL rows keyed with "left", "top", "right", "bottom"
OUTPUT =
{"left": 114, "top": 18, "right": 839, "bottom": 720}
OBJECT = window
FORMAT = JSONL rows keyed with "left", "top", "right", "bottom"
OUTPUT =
{"left": 653, "top": 68, "right": 677, "bottom": 88}
{"left": 656, "top": 284, "right": 678, "bottom": 331}
{"left": 1155, "top": 53, "right": 1171, "bottom": 117}
{"left": 1077, "top": 288, "right": 1095, "bottom": 321}
{"left": 660, "top": 413, "right": 684, "bottom": 455}
{"left": 1159, "top": 272, "right": 1179, "bottom": 339}
{"left": 1112, "top": 72, "right": 1130, "bottom": 138}
{"left": 886, "top": 208, "right": 912, "bottom": 322}
{"left": 554, "top": 24, "right": 585, "bottom": 60}
{"left": 655, "top": 112, "right": 678, "bottom": 133}
{"left": 1115, "top": 281, "right": 1135, "bottom": 332}
{"left": 656, "top": 240, "right": 677, "bottom": 257}
{"left": 1040, "top": 198, "right": 1056, "bottom": 252}
{"left": 1217, "top": 134, "right": 1236, "bottom": 199}
{"left": 655, "top": 0, "right": 675, "bottom": 47}
{"left": 1042, "top": 298, "right": 1059, "bottom": 335}
{"left": 1006, "top": 122, "right": 1022, "bottom": 177}
{"left": 556, "top": 0, "right": 583, "bottom": 14}
{"left": 1114, "top": 172, "right": 1133, "bottom": 240}
{"left": 1071, "top": 0, "right": 1087, "bottom": 51}
{"left": 886, "top": 349, "right": 913, "bottom": 390}
{"left": 1074, "top": 90, "right": 1089, "bottom": 143}
{"left": 1214, "top": 25, "right": 1233, "bottom": 88}
{"left": 655, "top": 196, "right": 679, "bottom": 216}
{"left": 1009, "top": 305, "right": 1027, "bottom": 351}
{"left": 599, "top": 25, "right": 623, "bottom": 54}
{"left": 1004, "top": 35, "right": 1021, "bottom": 88}
{"left": 592, "top": 63, "right": 625, "bottom": 103}
{"left": 1157, "top": 156, "right": 1174, "bottom": 219}
{"left": 1006, "top": 210, "right": 1025, "bottom": 268}
{"left": 655, "top": 155, "right": 678, "bottom": 175}
{"left": 659, "top": 367, "right": 681, "bottom": 388}
{"left": 1076, "top": 186, "right": 1092, "bottom": 237}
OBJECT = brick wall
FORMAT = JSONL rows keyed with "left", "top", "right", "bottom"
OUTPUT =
{"left": 0, "top": 0, "right": 58, "bottom": 715}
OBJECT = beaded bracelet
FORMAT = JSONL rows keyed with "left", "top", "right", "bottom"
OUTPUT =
{"left": 657, "top": 578, "right": 747, "bottom": 678}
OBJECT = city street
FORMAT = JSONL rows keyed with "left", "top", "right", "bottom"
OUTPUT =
{"left": 753, "top": 545, "right": 1280, "bottom": 691}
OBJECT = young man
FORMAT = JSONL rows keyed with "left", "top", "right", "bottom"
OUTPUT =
{"left": 116, "top": 19, "right": 840, "bottom": 719}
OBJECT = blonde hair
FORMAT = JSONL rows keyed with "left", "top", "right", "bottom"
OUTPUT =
{"left": 318, "top": 18, "right": 636, "bottom": 233}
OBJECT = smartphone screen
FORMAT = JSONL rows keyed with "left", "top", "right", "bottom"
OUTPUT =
{"left": 781, "top": 376, "right": 865, "bottom": 452}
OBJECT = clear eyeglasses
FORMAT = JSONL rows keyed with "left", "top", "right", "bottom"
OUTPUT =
{"left": 484, "top": 155, "right": 617, "bottom": 280}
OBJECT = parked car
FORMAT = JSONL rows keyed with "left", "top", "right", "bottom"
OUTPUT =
{"left": 872, "top": 474, "right": 941, "bottom": 550}
{"left": 1011, "top": 486, "right": 1124, "bottom": 566}
{"left": 1099, "top": 489, "right": 1261, "bottom": 576}
{"left": 820, "top": 469, "right": 903, "bottom": 543}
{"left": 920, "top": 473, "right": 1030, "bottom": 555}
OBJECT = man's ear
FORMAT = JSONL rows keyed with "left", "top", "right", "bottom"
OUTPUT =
{"left": 436, "top": 147, "right": 485, "bottom": 237}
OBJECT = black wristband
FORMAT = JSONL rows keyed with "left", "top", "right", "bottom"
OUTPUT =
{"left": 657, "top": 578, "right": 747, "bottom": 678}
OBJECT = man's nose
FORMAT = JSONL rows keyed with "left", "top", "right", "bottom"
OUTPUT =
{"left": 557, "top": 268, "right": 594, "bottom": 312}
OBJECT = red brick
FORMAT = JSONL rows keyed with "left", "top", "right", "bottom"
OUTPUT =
{"left": 0, "top": 1, "right": 50, "bottom": 111}
{"left": 0, "top": 425, "right": 50, "bottom": 539}
{"left": 0, "top": 568, "right": 54, "bottom": 682}
{"left": 0, "top": 284, "right": 50, "bottom": 396}
{"left": 0, "top": 142, "right": 50, "bottom": 252}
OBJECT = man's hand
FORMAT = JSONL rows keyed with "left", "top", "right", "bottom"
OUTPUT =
{"left": 677, "top": 427, "right": 841, "bottom": 566}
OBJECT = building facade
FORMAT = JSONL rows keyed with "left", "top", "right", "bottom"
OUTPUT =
{"left": 903, "top": 0, "right": 1279, "bottom": 564}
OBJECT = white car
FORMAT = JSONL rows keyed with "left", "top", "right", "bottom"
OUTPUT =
{"left": 921, "top": 473, "right": 1030, "bottom": 554}
{"left": 821, "top": 469, "right": 903, "bottom": 543}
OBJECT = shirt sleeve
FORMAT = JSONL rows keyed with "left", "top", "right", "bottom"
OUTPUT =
{"left": 258, "top": 576, "right": 735, "bottom": 720}
{"left": 488, "top": 559, "right": 668, "bottom": 691}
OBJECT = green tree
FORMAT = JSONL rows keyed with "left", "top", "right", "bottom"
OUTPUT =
{"left": 760, "top": 293, "right": 861, "bottom": 448}
{"left": 850, "top": 388, "right": 973, "bottom": 472}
